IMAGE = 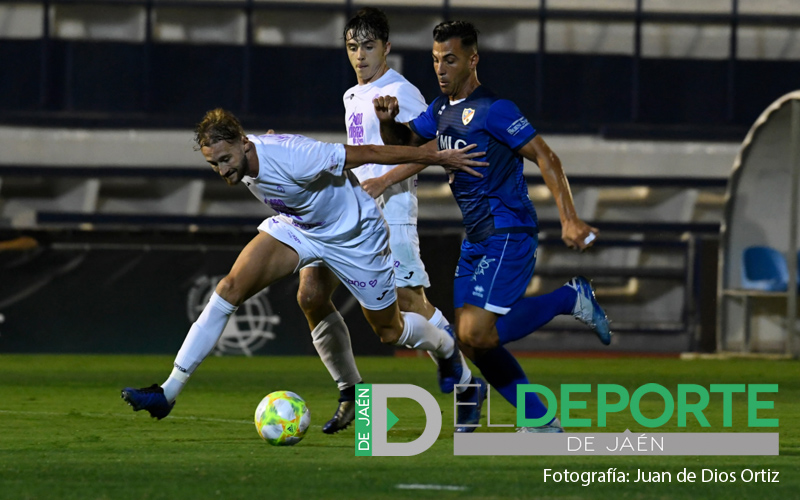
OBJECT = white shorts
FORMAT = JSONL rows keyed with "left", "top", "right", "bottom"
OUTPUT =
{"left": 302, "top": 223, "right": 431, "bottom": 289}
{"left": 389, "top": 224, "right": 431, "bottom": 289}
{"left": 259, "top": 215, "right": 397, "bottom": 310}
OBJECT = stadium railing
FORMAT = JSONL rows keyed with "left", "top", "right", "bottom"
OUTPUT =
{"left": 0, "top": 163, "right": 726, "bottom": 348}
{"left": 2, "top": 0, "right": 800, "bottom": 135}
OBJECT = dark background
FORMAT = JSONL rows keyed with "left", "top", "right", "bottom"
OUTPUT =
{"left": 0, "top": 232, "right": 463, "bottom": 354}
{"left": 3, "top": 41, "right": 795, "bottom": 137}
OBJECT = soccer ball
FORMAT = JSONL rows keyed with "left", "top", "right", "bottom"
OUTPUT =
{"left": 254, "top": 391, "right": 311, "bottom": 446}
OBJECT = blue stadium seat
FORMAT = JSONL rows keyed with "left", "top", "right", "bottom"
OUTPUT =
{"left": 741, "top": 246, "right": 789, "bottom": 291}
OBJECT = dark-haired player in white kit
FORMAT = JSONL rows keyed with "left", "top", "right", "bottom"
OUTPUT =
{"left": 120, "top": 108, "right": 487, "bottom": 420}
{"left": 296, "top": 7, "right": 483, "bottom": 434}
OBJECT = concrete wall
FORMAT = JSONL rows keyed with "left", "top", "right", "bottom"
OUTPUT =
{"left": 3, "top": 1, "right": 800, "bottom": 59}
{"left": 0, "top": 126, "right": 739, "bottom": 178}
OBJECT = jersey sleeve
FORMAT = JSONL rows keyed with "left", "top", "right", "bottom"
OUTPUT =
{"left": 485, "top": 99, "right": 537, "bottom": 151}
{"left": 408, "top": 98, "right": 441, "bottom": 141}
{"left": 394, "top": 83, "right": 428, "bottom": 123}
{"left": 287, "top": 137, "right": 347, "bottom": 184}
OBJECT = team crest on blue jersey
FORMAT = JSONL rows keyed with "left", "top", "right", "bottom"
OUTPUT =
{"left": 462, "top": 108, "right": 475, "bottom": 125}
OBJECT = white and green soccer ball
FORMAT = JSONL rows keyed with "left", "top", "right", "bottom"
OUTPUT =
{"left": 254, "top": 391, "right": 311, "bottom": 446}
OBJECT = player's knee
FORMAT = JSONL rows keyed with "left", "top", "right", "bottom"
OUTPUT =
{"left": 216, "top": 275, "right": 245, "bottom": 306}
{"left": 457, "top": 328, "right": 498, "bottom": 350}
{"left": 375, "top": 325, "right": 401, "bottom": 345}
{"left": 395, "top": 286, "right": 431, "bottom": 316}
{"left": 296, "top": 287, "right": 327, "bottom": 315}
{"left": 396, "top": 293, "right": 414, "bottom": 313}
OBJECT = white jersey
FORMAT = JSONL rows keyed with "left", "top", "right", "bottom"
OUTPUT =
{"left": 344, "top": 68, "right": 427, "bottom": 225}
{"left": 243, "top": 133, "right": 385, "bottom": 245}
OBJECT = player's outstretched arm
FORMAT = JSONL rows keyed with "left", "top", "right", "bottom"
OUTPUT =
{"left": 343, "top": 143, "right": 487, "bottom": 172}
{"left": 360, "top": 141, "right": 483, "bottom": 198}
{"left": 518, "top": 136, "right": 598, "bottom": 251}
{"left": 361, "top": 161, "right": 428, "bottom": 198}
{"left": 373, "top": 96, "right": 427, "bottom": 146}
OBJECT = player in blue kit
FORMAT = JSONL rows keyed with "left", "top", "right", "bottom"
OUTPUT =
{"left": 374, "top": 21, "right": 611, "bottom": 432}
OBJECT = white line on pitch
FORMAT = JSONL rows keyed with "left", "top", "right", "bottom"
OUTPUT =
{"left": 0, "top": 409, "right": 251, "bottom": 425}
{"left": 396, "top": 484, "right": 468, "bottom": 491}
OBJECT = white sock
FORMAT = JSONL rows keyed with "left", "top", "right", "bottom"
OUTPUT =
{"left": 455, "top": 356, "right": 473, "bottom": 393}
{"left": 425, "top": 308, "right": 450, "bottom": 365}
{"left": 311, "top": 311, "right": 362, "bottom": 391}
{"left": 395, "top": 311, "right": 455, "bottom": 359}
{"left": 428, "top": 307, "right": 450, "bottom": 330}
{"left": 427, "top": 308, "right": 473, "bottom": 393}
{"left": 161, "top": 367, "right": 189, "bottom": 403}
{"left": 424, "top": 309, "right": 445, "bottom": 363}
{"left": 162, "top": 292, "right": 237, "bottom": 402}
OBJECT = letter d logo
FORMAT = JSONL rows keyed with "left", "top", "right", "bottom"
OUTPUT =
{"left": 355, "top": 384, "right": 441, "bottom": 456}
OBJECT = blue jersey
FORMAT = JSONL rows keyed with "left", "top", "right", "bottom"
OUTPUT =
{"left": 409, "top": 86, "right": 538, "bottom": 243}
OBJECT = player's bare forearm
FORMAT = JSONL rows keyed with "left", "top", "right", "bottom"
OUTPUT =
{"left": 387, "top": 162, "right": 428, "bottom": 183}
{"left": 344, "top": 145, "right": 432, "bottom": 169}
{"left": 519, "top": 136, "right": 598, "bottom": 250}
{"left": 362, "top": 162, "right": 427, "bottom": 198}
{"left": 542, "top": 155, "right": 577, "bottom": 224}
{"left": 379, "top": 119, "right": 418, "bottom": 146}
{"left": 372, "top": 95, "right": 427, "bottom": 146}
{"left": 343, "top": 144, "right": 487, "bottom": 172}
{"left": 362, "top": 142, "right": 484, "bottom": 198}
{"left": 518, "top": 137, "right": 576, "bottom": 219}
{"left": 377, "top": 142, "right": 437, "bottom": 185}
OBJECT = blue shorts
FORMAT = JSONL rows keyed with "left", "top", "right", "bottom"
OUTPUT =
{"left": 453, "top": 232, "right": 537, "bottom": 315}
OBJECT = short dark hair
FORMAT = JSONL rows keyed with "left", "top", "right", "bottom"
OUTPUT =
{"left": 433, "top": 20, "right": 479, "bottom": 49}
{"left": 343, "top": 7, "right": 390, "bottom": 44}
{"left": 194, "top": 108, "right": 245, "bottom": 149}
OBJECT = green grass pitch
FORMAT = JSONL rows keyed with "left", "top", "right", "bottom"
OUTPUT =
{"left": 0, "top": 354, "right": 797, "bottom": 499}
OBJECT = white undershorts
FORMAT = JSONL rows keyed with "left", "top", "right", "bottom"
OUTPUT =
{"left": 388, "top": 224, "right": 431, "bottom": 289}
{"left": 259, "top": 215, "right": 397, "bottom": 310}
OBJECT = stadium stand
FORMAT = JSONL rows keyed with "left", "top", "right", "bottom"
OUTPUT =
{"left": 1, "top": 0, "right": 798, "bottom": 355}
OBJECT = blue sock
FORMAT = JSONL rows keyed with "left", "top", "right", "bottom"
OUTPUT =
{"left": 495, "top": 285, "right": 576, "bottom": 345}
{"left": 472, "top": 346, "right": 549, "bottom": 419}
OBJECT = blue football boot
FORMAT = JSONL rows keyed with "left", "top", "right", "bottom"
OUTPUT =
{"left": 322, "top": 400, "right": 356, "bottom": 434}
{"left": 455, "top": 377, "right": 487, "bottom": 433}
{"left": 436, "top": 325, "right": 464, "bottom": 394}
{"left": 121, "top": 384, "right": 175, "bottom": 420}
{"left": 566, "top": 276, "right": 612, "bottom": 345}
{"left": 517, "top": 417, "right": 564, "bottom": 433}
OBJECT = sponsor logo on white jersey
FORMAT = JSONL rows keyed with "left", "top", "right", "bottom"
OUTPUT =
{"left": 348, "top": 112, "right": 365, "bottom": 145}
